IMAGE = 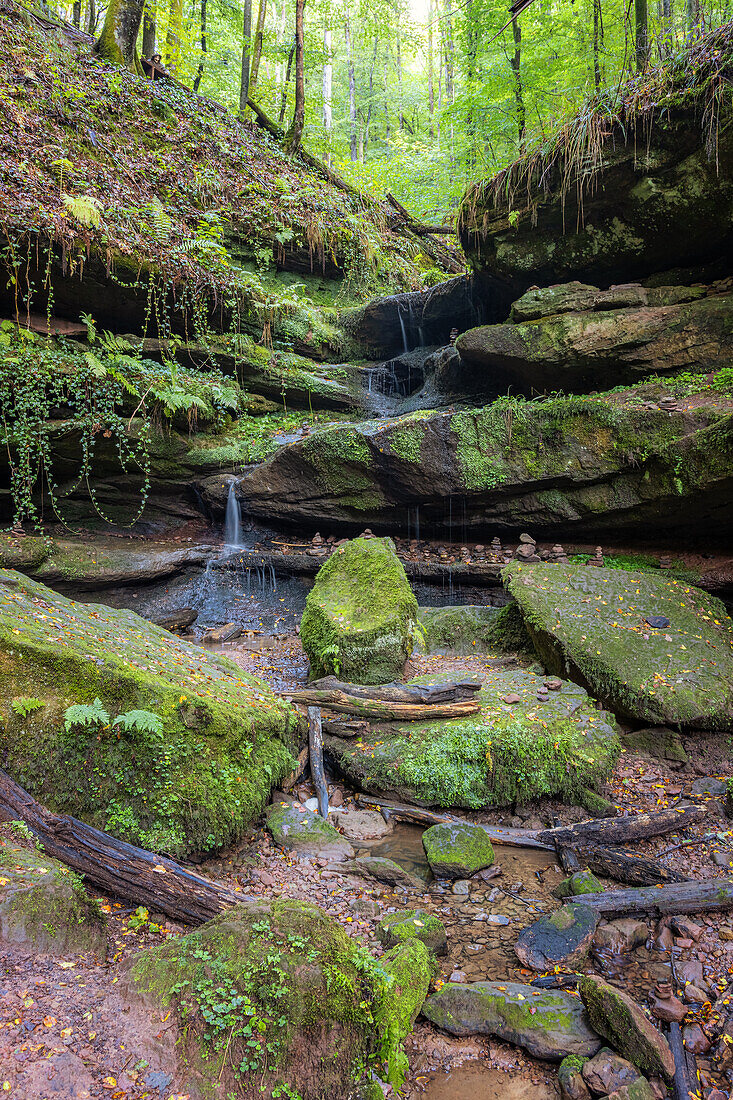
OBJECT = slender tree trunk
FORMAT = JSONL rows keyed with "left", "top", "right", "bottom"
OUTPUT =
{"left": 249, "top": 0, "right": 267, "bottom": 95}
{"left": 635, "top": 0, "right": 650, "bottom": 70}
{"left": 396, "top": 32, "right": 404, "bottom": 129}
{"left": 685, "top": 0, "right": 700, "bottom": 37}
{"left": 344, "top": 3, "right": 358, "bottom": 161}
{"left": 510, "top": 16, "right": 526, "bottom": 150}
{"left": 165, "top": 0, "right": 184, "bottom": 72}
{"left": 660, "top": 0, "right": 672, "bottom": 54}
{"left": 193, "top": 0, "right": 206, "bottom": 90}
{"left": 427, "top": 0, "right": 435, "bottom": 137}
{"left": 592, "top": 0, "right": 602, "bottom": 89}
{"left": 141, "top": 0, "right": 156, "bottom": 56}
{"left": 363, "top": 37, "right": 377, "bottom": 153}
{"left": 323, "top": 23, "right": 332, "bottom": 162}
{"left": 239, "top": 0, "right": 252, "bottom": 115}
{"left": 285, "top": 0, "right": 305, "bottom": 153}
{"left": 279, "top": 34, "right": 295, "bottom": 123}
{"left": 86, "top": 0, "right": 97, "bottom": 34}
{"left": 95, "top": 0, "right": 145, "bottom": 70}
{"left": 443, "top": 0, "right": 455, "bottom": 104}
{"left": 72, "top": 0, "right": 81, "bottom": 27}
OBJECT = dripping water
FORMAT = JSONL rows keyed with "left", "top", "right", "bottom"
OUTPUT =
{"left": 224, "top": 481, "right": 243, "bottom": 547}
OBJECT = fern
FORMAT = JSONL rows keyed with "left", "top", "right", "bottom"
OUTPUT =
{"left": 64, "top": 698, "right": 110, "bottom": 732}
{"left": 62, "top": 193, "right": 103, "bottom": 228}
{"left": 11, "top": 697, "right": 43, "bottom": 718}
{"left": 151, "top": 385, "right": 209, "bottom": 418}
{"left": 113, "top": 709, "right": 164, "bottom": 737}
{"left": 146, "top": 198, "right": 172, "bottom": 244}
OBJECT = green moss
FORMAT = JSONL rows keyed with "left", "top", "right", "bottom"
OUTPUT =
{"left": 129, "top": 898, "right": 420, "bottom": 1098}
{"left": 422, "top": 823, "right": 494, "bottom": 877}
{"left": 378, "top": 939, "right": 437, "bottom": 1086}
{"left": 578, "top": 975, "right": 674, "bottom": 1079}
{"left": 0, "top": 570, "right": 299, "bottom": 856}
{"left": 300, "top": 537, "right": 418, "bottom": 684}
{"left": 377, "top": 910, "right": 447, "bottom": 954}
{"left": 0, "top": 534, "right": 50, "bottom": 571}
{"left": 387, "top": 419, "right": 428, "bottom": 464}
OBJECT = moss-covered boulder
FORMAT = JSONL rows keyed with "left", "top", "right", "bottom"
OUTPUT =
{"left": 325, "top": 668, "right": 620, "bottom": 809}
{"left": 126, "top": 898, "right": 425, "bottom": 1099}
{"left": 300, "top": 537, "right": 419, "bottom": 684}
{"left": 0, "top": 823, "right": 106, "bottom": 956}
{"left": 377, "top": 909, "right": 448, "bottom": 955}
{"left": 418, "top": 604, "right": 506, "bottom": 655}
{"left": 559, "top": 1055, "right": 591, "bottom": 1100}
{"left": 422, "top": 823, "right": 494, "bottom": 879}
{"left": 265, "top": 801, "right": 355, "bottom": 861}
{"left": 553, "top": 871, "right": 603, "bottom": 899}
{"left": 422, "top": 981, "right": 602, "bottom": 1060}
{"left": 379, "top": 939, "right": 438, "bottom": 1086}
{"left": 578, "top": 975, "right": 675, "bottom": 1079}
{"left": 0, "top": 570, "right": 298, "bottom": 857}
{"left": 514, "top": 904, "right": 599, "bottom": 970}
{"left": 506, "top": 562, "right": 733, "bottom": 729}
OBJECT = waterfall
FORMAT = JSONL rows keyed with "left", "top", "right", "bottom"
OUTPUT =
{"left": 223, "top": 481, "right": 243, "bottom": 547}
{"left": 397, "top": 302, "right": 409, "bottom": 354}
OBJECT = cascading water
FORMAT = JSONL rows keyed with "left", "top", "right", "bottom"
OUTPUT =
{"left": 223, "top": 481, "right": 243, "bottom": 547}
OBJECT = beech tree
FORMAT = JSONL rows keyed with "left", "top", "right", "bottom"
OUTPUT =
{"left": 95, "top": 0, "right": 145, "bottom": 70}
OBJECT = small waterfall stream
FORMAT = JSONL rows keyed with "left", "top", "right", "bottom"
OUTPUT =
{"left": 223, "top": 481, "right": 243, "bottom": 547}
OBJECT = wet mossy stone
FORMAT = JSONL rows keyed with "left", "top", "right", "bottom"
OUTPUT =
{"left": 0, "top": 824, "right": 106, "bottom": 956}
{"left": 559, "top": 1055, "right": 591, "bottom": 1100}
{"left": 553, "top": 871, "right": 603, "bottom": 899}
{"left": 622, "top": 727, "right": 688, "bottom": 763}
{"left": 337, "top": 856, "right": 425, "bottom": 890}
{"left": 377, "top": 909, "right": 447, "bottom": 955}
{"left": 325, "top": 668, "right": 620, "bottom": 809}
{"left": 422, "top": 980, "right": 602, "bottom": 1060}
{"left": 506, "top": 562, "right": 733, "bottom": 730}
{"left": 300, "top": 537, "right": 419, "bottom": 685}
{"left": 0, "top": 570, "right": 299, "bottom": 858}
{"left": 514, "top": 904, "right": 599, "bottom": 970}
{"left": 422, "top": 823, "right": 494, "bottom": 879}
{"left": 417, "top": 605, "right": 502, "bottom": 655}
{"left": 126, "top": 897, "right": 422, "bottom": 1099}
{"left": 266, "top": 801, "right": 355, "bottom": 861}
{"left": 379, "top": 939, "right": 438, "bottom": 1086}
{"left": 578, "top": 974, "right": 675, "bottom": 1079}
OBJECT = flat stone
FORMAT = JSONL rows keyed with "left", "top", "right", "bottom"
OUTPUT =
{"left": 422, "top": 980, "right": 602, "bottom": 1061}
{"left": 683, "top": 985, "right": 708, "bottom": 1004}
{"left": 606, "top": 1080, "right": 657, "bottom": 1100}
{"left": 594, "top": 919, "right": 648, "bottom": 954}
{"left": 452, "top": 880, "right": 471, "bottom": 895}
{"left": 578, "top": 975, "right": 675, "bottom": 1079}
{"left": 682, "top": 1024, "right": 711, "bottom": 1054}
{"left": 330, "top": 808, "right": 393, "bottom": 841}
{"left": 515, "top": 904, "right": 599, "bottom": 970}
{"left": 265, "top": 802, "right": 354, "bottom": 861}
{"left": 582, "top": 1047, "right": 641, "bottom": 1094}
{"left": 422, "top": 822, "right": 495, "bottom": 878}
{"left": 690, "top": 777, "right": 727, "bottom": 796}
{"left": 336, "top": 856, "right": 424, "bottom": 891}
{"left": 677, "top": 960, "right": 703, "bottom": 987}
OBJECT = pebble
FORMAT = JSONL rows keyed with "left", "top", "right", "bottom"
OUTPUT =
{"left": 486, "top": 914, "right": 511, "bottom": 926}
{"left": 719, "top": 926, "right": 733, "bottom": 941}
{"left": 449, "top": 970, "right": 467, "bottom": 983}
{"left": 452, "top": 880, "right": 471, "bottom": 895}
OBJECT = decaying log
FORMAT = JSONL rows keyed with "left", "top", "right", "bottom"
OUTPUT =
{"left": 281, "top": 747, "right": 309, "bottom": 791}
{"left": 354, "top": 796, "right": 554, "bottom": 850}
{"left": 308, "top": 707, "right": 328, "bottom": 820}
{"left": 668, "top": 1021, "right": 697, "bottom": 1100}
{"left": 284, "top": 689, "right": 480, "bottom": 721}
{"left": 539, "top": 805, "right": 706, "bottom": 848}
{"left": 563, "top": 877, "right": 733, "bottom": 918}
{"left": 0, "top": 769, "right": 239, "bottom": 925}
{"left": 576, "top": 844, "right": 691, "bottom": 886}
{"left": 310, "top": 675, "right": 481, "bottom": 704}
{"left": 557, "top": 846, "right": 582, "bottom": 874}
{"left": 321, "top": 717, "right": 370, "bottom": 739}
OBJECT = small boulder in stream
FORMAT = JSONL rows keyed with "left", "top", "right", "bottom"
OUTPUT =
{"left": 422, "top": 822, "right": 495, "bottom": 878}
{"left": 300, "top": 536, "right": 419, "bottom": 684}
{"left": 335, "top": 856, "right": 425, "bottom": 891}
{"left": 266, "top": 801, "right": 355, "bottom": 861}
{"left": 578, "top": 975, "right": 675, "bottom": 1079}
{"left": 559, "top": 1056, "right": 591, "bottom": 1100}
{"left": 422, "top": 980, "right": 602, "bottom": 1060}
{"left": 514, "top": 903, "right": 599, "bottom": 970}
{"left": 554, "top": 870, "right": 603, "bottom": 899}
{"left": 506, "top": 562, "right": 733, "bottom": 730}
{"left": 330, "top": 807, "right": 393, "bottom": 840}
{"left": 582, "top": 1048, "right": 642, "bottom": 1095}
{"left": 377, "top": 909, "right": 448, "bottom": 954}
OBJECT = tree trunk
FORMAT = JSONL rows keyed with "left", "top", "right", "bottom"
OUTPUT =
{"left": 165, "top": 0, "right": 184, "bottom": 73}
{"left": 635, "top": 0, "right": 650, "bottom": 70}
{"left": 593, "top": 0, "right": 603, "bottom": 90}
{"left": 279, "top": 35, "right": 295, "bottom": 123}
{"left": 239, "top": 0, "right": 252, "bottom": 116}
{"left": 308, "top": 707, "right": 328, "bottom": 819}
{"left": 192, "top": 0, "right": 206, "bottom": 91}
{"left": 141, "top": 0, "right": 156, "bottom": 57}
{"left": 308, "top": 675, "right": 480, "bottom": 704}
{"left": 95, "top": 0, "right": 145, "bottom": 71}
{"left": 442, "top": 0, "right": 455, "bottom": 104}
{"left": 322, "top": 23, "right": 332, "bottom": 162}
{"left": 685, "top": 0, "right": 700, "bottom": 37}
{"left": 86, "top": 0, "right": 97, "bottom": 35}
{"left": 284, "top": 0, "right": 305, "bottom": 153}
{"left": 72, "top": 0, "right": 81, "bottom": 27}
{"left": 427, "top": 0, "right": 435, "bottom": 137}
{"left": 510, "top": 15, "right": 526, "bottom": 150}
{"left": 396, "top": 32, "right": 405, "bottom": 129}
{"left": 344, "top": 3, "right": 358, "bottom": 161}
{"left": 249, "top": 0, "right": 267, "bottom": 95}
{"left": 659, "top": 0, "right": 673, "bottom": 55}
{"left": 538, "top": 805, "right": 706, "bottom": 847}
{"left": 563, "top": 877, "right": 733, "bottom": 918}
{"left": 0, "top": 769, "right": 238, "bottom": 925}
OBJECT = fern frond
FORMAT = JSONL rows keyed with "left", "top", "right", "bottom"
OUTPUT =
{"left": 62, "top": 193, "right": 103, "bottom": 228}
{"left": 64, "top": 697, "right": 110, "bottom": 732}
{"left": 113, "top": 709, "right": 163, "bottom": 736}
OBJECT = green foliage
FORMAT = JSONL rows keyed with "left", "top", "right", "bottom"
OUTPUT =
{"left": 64, "top": 697, "right": 110, "bottom": 732}
{"left": 10, "top": 697, "right": 43, "bottom": 718}
{"left": 112, "top": 710, "right": 164, "bottom": 738}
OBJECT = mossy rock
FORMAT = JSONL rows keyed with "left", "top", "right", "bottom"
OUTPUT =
{"left": 325, "top": 668, "right": 620, "bottom": 809}
{"left": 417, "top": 605, "right": 504, "bottom": 655}
{"left": 300, "top": 537, "right": 419, "bottom": 684}
{"left": 126, "top": 897, "right": 423, "bottom": 1099}
{"left": 265, "top": 801, "right": 354, "bottom": 861}
{"left": 0, "top": 570, "right": 299, "bottom": 857}
{"left": 422, "top": 980, "right": 602, "bottom": 1060}
{"left": 422, "top": 823, "right": 494, "bottom": 879}
{"left": 553, "top": 871, "right": 603, "bottom": 899}
{"left": 0, "top": 534, "right": 50, "bottom": 572}
{"left": 514, "top": 903, "right": 599, "bottom": 970}
{"left": 578, "top": 974, "right": 675, "bottom": 1080}
{"left": 0, "top": 823, "right": 106, "bottom": 956}
{"left": 622, "top": 726, "right": 688, "bottom": 763}
{"left": 505, "top": 562, "right": 733, "bottom": 729}
{"left": 377, "top": 909, "right": 447, "bottom": 955}
{"left": 379, "top": 939, "right": 438, "bottom": 1086}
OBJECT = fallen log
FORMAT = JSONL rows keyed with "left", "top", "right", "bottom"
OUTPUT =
{"left": 562, "top": 877, "right": 733, "bottom": 918}
{"left": 310, "top": 675, "right": 481, "bottom": 704}
{"left": 354, "top": 796, "right": 554, "bottom": 850}
{"left": 284, "top": 689, "right": 480, "bottom": 721}
{"left": 576, "top": 843, "right": 691, "bottom": 886}
{"left": 0, "top": 769, "right": 239, "bottom": 925}
{"left": 668, "top": 1021, "right": 697, "bottom": 1100}
{"left": 321, "top": 717, "right": 370, "bottom": 739}
{"left": 538, "top": 805, "right": 706, "bottom": 848}
{"left": 557, "top": 846, "right": 582, "bottom": 874}
{"left": 308, "top": 707, "right": 328, "bottom": 820}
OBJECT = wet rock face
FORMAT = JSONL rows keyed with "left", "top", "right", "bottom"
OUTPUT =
{"left": 422, "top": 823, "right": 495, "bottom": 879}
{"left": 458, "top": 108, "right": 733, "bottom": 301}
{"left": 578, "top": 974, "right": 675, "bottom": 1080}
{"left": 582, "top": 1048, "right": 642, "bottom": 1094}
{"left": 514, "top": 904, "right": 599, "bottom": 970}
{"left": 377, "top": 909, "right": 448, "bottom": 954}
{"left": 421, "top": 980, "right": 602, "bottom": 1060}
{"left": 506, "top": 561, "right": 733, "bottom": 730}
{"left": 265, "top": 802, "right": 355, "bottom": 861}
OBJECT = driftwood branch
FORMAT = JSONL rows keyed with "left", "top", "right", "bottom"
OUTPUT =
{"left": 321, "top": 717, "right": 370, "bottom": 739}
{"left": 285, "top": 689, "right": 480, "bottom": 721}
{"left": 0, "top": 769, "right": 239, "bottom": 925}
{"left": 308, "top": 706, "right": 328, "bottom": 819}
{"left": 538, "top": 805, "right": 706, "bottom": 848}
{"left": 563, "top": 877, "right": 733, "bottom": 918}
{"left": 310, "top": 675, "right": 480, "bottom": 704}
{"left": 575, "top": 844, "right": 691, "bottom": 886}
